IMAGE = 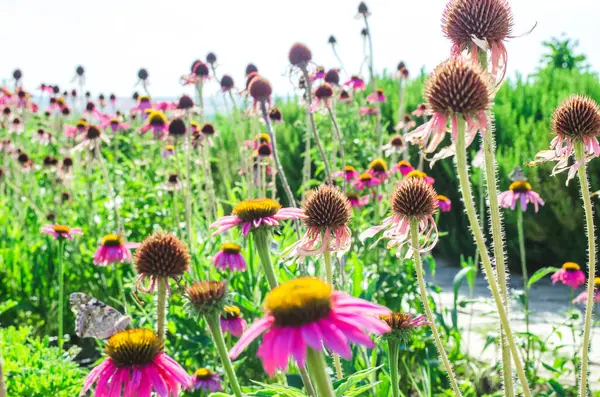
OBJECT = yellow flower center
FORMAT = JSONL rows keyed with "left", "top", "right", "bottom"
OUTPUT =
{"left": 222, "top": 305, "right": 242, "bottom": 320}
{"left": 265, "top": 277, "right": 332, "bottom": 327}
{"left": 221, "top": 243, "right": 241, "bottom": 254}
{"left": 398, "top": 160, "right": 411, "bottom": 167}
{"left": 257, "top": 133, "right": 271, "bottom": 144}
{"left": 437, "top": 195, "right": 449, "bottom": 201}
{"left": 232, "top": 198, "right": 281, "bottom": 223}
{"left": 406, "top": 170, "right": 428, "bottom": 179}
{"left": 344, "top": 165, "right": 356, "bottom": 172}
{"left": 165, "top": 145, "right": 175, "bottom": 151}
{"left": 106, "top": 329, "right": 162, "bottom": 367}
{"left": 52, "top": 225, "right": 71, "bottom": 233}
{"left": 347, "top": 193, "right": 359, "bottom": 200}
{"left": 194, "top": 368, "right": 213, "bottom": 380}
{"left": 509, "top": 181, "right": 531, "bottom": 193}
{"left": 359, "top": 173, "right": 373, "bottom": 181}
{"left": 148, "top": 111, "right": 167, "bottom": 126}
{"left": 380, "top": 313, "right": 414, "bottom": 329}
{"left": 57, "top": 97, "right": 66, "bottom": 106}
{"left": 369, "top": 158, "right": 388, "bottom": 173}
{"left": 595, "top": 277, "right": 600, "bottom": 287}
{"left": 109, "top": 118, "right": 120, "bottom": 124}
{"left": 139, "top": 95, "right": 150, "bottom": 102}
{"left": 562, "top": 262, "right": 581, "bottom": 271}
{"left": 76, "top": 120, "right": 87, "bottom": 129}
{"left": 102, "top": 234, "right": 124, "bottom": 247}
{"left": 191, "top": 121, "right": 200, "bottom": 130}
{"left": 376, "top": 88, "right": 385, "bottom": 95}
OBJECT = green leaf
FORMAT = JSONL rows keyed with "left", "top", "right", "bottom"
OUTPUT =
{"left": 343, "top": 382, "right": 381, "bottom": 397}
{"left": 527, "top": 267, "right": 560, "bottom": 288}
{"left": 542, "top": 362, "right": 561, "bottom": 373}
{"left": 548, "top": 379, "right": 566, "bottom": 397}
{"left": 334, "top": 366, "right": 382, "bottom": 397}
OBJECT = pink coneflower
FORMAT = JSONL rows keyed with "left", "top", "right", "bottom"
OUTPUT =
{"left": 83, "top": 101, "right": 103, "bottom": 121}
{"left": 229, "top": 277, "right": 391, "bottom": 375}
{"left": 0, "top": 139, "right": 13, "bottom": 154}
{"left": 213, "top": 243, "right": 246, "bottom": 272}
{"left": 162, "top": 145, "right": 176, "bottom": 159}
{"left": 310, "top": 83, "right": 335, "bottom": 112}
{"left": 93, "top": 234, "right": 141, "bottom": 266}
{"left": 396, "top": 62, "right": 410, "bottom": 80}
{"left": 360, "top": 178, "right": 439, "bottom": 258}
{"left": 311, "top": 66, "right": 326, "bottom": 81}
{"left": 333, "top": 165, "right": 360, "bottom": 182}
{"left": 141, "top": 110, "right": 169, "bottom": 139}
{"left": 531, "top": 95, "right": 600, "bottom": 184}
{"left": 472, "top": 146, "right": 485, "bottom": 168}
{"left": 368, "top": 158, "right": 389, "bottom": 181}
{"left": 191, "top": 368, "right": 222, "bottom": 393}
{"left": 8, "top": 117, "right": 24, "bottom": 134}
{"left": 220, "top": 305, "right": 247, "bottom": 338}
{"left": 381, "top": 312, "right": 430, "bottom": 343}
{"left": 406, "top": 170, "right": 435, "bottom": 185}
{"left": 220, "top": 75, "right": 235, "bottom": 92}
{"left": 155, "top": 101, "right": 177, "bottom": 112}
{"left": 73, "top": 125, "right": 110, "bottom": 152}
{"left": 391, "top": 160, "right": 415, "bottom": 176}
{"left": 211, "top": 198, "right": 305, "bottom": 237}
{"left": 40, "top": 224, "right": 83, "bottom": 240}
{"left": 286, "top": 185, "right": 352, "bottom": 258}
{"left": 347, "top": 192, "right": 369, "bottom": 208}
{"left": 163, "top": 174, "right": 183, "bottom": 191}
{"left": 405, "top": 58, "right": 492, "bottom": 160}
{"left": 367, "top": 88, "right": 386, "bottom": 104}
{"left": 412, "top": 103, "right": 430, "bottom": 118}
{"left": 498, "top": 181, "right": 545, "bottom": 212}
{"left": 80, "top": 329, "right": 192, "bottom": 397}
{"left": 181, "top": 60, "right": 210, "bottom": 85}
{"left": 16, "top": 152, "right": 33, "bottom": 172}
{"left": 353, "top": 173, "right": 380, "bottom": 190}
{"left": 58, "top": 157, "right": 74, "bottom": 179}
{"left": 33, "top": 129, "right": 55, "bottom": 146}
{"left": 437, "top": 195, "right": 452, "bottom": 212}
{"left": 395, "top": 114, "right": 416, "bottom": 131}
{"left": 64, "top": 119, "right": 88, "bottom": 138}
{"left": 102, "top": 117, "right": 129, "bottom": 133}
{"left": 573, "top": 277, "right": 600, "bottom": 304}
{"left": 338, "top": 90, "right": 352, "bottom": 103}
{"left": 382, "top": 135, "right": 408, "bottom": 157}
{"left": 344, "top": 75, "right": 366, "bottom": 91}
{"left": 360, "top": 106, "right": 379, "bottom": 116}
{"left": 552, "top": 262, "right": 586, "bottom": 289}
{"left": 130, "top": 95, "right": 153, "bottom": 119}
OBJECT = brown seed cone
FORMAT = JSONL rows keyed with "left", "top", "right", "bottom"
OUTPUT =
{"left": 289, "top": 43, "right": 312, "bottom": 67}
{"left": 186, "top": 280, "right": 228, "bottom": 315}
{"left": 552, "top": 95, "right": 600, "bottom": 138}
{"left": 134, "top": 232, "right": 190, "bottom": 278}
{"left": 302, "top": 185, "right": 352, "bottom": 229}
{"left": 425, "top": 58, "right": 493, "bottom": 115}
{"left": 442, "top": 0, "right": 513, "bottom": 45}
{"left": 391, "top": 177, "right": 438, "bottom": 218}
{"left": 249, "top": 76, "right": 272, "bottom": 101}
{"left": 314, "top": 83, "right": 334, "bottom": 99}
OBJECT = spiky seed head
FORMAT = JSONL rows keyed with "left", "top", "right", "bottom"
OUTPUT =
{"left": 185, "top": 280, "right": 228, "bottom": 315}
{"left": 206, "top": 52, "right": 217, "bottom": 65}
{"left": 134, "top": 232, "right": 190, "bottom": 278}
{"left": 257, "top": 143, "right": 272, "bottom": 157}
{"left": 220, "top": 75, "right": 234, "bottom": 90}
{"left": 358, "top": 2, "right": 369, "bottom": 15}
{"left": 245, "top": 63, "right": 258, "bottom": 76}
{"left": 314, "top": 83, "right": 334, "bottom": 99}
{"left": 289, "top": 43, "right": 312, "bottom": 67}
{"left": 552, "top": 95, "right": 600, "bottom": 139}
{"left": 168, "top": 119, "right": 187, "bottom": 137}
{"left": 13, "top": 69, "right": 22, "bottom": 80}
{"left": 425, "top": 58, "right": 493, "bottom": 115}
{"left": 302, "top": 185, "right": 352, "bottom": 229}
{"left": 442, "top": 0, "right": 513, "bottom": 46}
{"left": 324, "top": 69, "right": 340, "bottom": 86}
{"left": 391, "top": 177, "right": 438, "bottom": 218}
{"left": 328, "top": 35, "right": 337, "bottom": 44}
{"left": 201, "top": 123, "right": 216, "bottom": 135}
{"left": 249, "top": 76, "right": 272, "bottom": 102}
{"left": 191, "top": 60, "right": 209, "bottom": 77}
{"left": 137, "top": 68, "right": 149, "bottom": 81}
{"left": 76, "top": 65, "right": 85, "bottom": 76}
{"left": 268, "top": 107, "right": 282, "bottom": 122}
{"left": 177, "top": 95, "right": 194, "bottom": 110}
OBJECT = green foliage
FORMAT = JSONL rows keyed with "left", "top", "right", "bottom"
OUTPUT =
{"left": 0, "top": 326, "right": 84, "bottom": 397}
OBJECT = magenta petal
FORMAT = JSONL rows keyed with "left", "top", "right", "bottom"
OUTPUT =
{"left": 230, "top": 316, "right": 273, "bottom": 359}
{"left": 317, "top": 319, "right": 352, "bottom": 359}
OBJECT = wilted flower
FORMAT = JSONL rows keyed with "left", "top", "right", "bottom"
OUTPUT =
{"left": 8, "top": 117, "right": 24, "bottom": 134}
{"left": 94, "top": 234, "right": 140, "bottom": 266}
{"left": 220, "top": 75, "right": 235, "bottom": 92}
{"left": 360, "top": 106, "right": 379, "bottom": 116}
{"left": 383, "top": 135, "right": 408, "bottom": 157}
{"left": 395, "top": 114, "right": 416, "bottom": 131}
{"left": 412, "top": 103, "right": 429, "bottom": 118}
{"left": 163, "top": 173, "right": 183, "bottom": 191}
{"left": 552, "top": 262, "right": 586, "bottom": 289}
{"left": 310, "top": 83, "right": 335, "bottom": 112}
{"left": 73, "top": 125, "right": 109, "bottom": 152}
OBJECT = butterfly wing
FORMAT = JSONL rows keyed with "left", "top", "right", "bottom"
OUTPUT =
{"left": 70, "top": 292, "right": 130, "bottom": 339}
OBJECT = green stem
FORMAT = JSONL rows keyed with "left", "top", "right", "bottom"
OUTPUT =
{"left": 388, "top": 340, "right": 400, "bottom": 397}
{"left": 57, "top": 239, "right": 65, "bottom": 348}
{"left": 362, "top": 16, "right": 383, "bottom": 157}
{"left": 575, "top": 141, "right": 596, "bottom": 397}
{"left": 184, "top": 116, "right": 194, "bottom": 252}
{"left": 306, "top": 348, "right": 335, "bottom": 397}
{"left": 115, "top": 266, "right": 129, "bottom": 315}
{"left": 205, "top": 312, "right": 244, "bottom": 397}
{"left": 482, "top": 129, "right": 514, "bottom": 396}
{"left": 409, "top": 218, "right": 462, "bottom": 396}
{"left": 516, "top": 209, "right": 530, "bottom": 368}
{"left": 454, "top": 117, "right": 531, "bottom": 397}
{"left": 156, "top": 277, "right": 168, "bottom": 343}
{"left": 324, "top": 251, "right": 344, "bottom": 379}
{"left": 327, "top": 107, "right": 347, "bottom": 192}
{"left": 253, "top": 230, "right": 279, "bottom": 289}
{"left": 96, "top": 144, "right": 122, "bottom": 234}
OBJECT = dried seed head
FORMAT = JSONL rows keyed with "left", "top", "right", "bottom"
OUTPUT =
{"left": 134, "top": 232, "right": 190, "bottom": 278}
{"left": 245, "top": 63, "right": 258, "bottom": 76}
{"left": 289, "top": 43, "right": 312, "bottom": 68}
{"left": 249, "top": 76, "right": 272, "bottom": 102}
{"left": 201, "top": 123, "right": 215, "bottom": 135}
{"left": 324, "top": 69, "right": 340, "bottom": 86}
{"left": 391, "top": 177, "right": 438, "bottom": 218}
{"left": 185, "top": 280, "right": 228, "bottom": 315}
{"left": 168, "top": 118, "right": 187, "bottom": 137}
{"left": 358, "top": 2, "right": 369, "bottom": 15}
{"left": 551, "top": 95, "right": 600, "bottom": 139}
{"left": 328, "top": 35, "right": 337, "bottom": 45}
{"left": 302, "top": 185, "right": 352, "bottom": 229}
{"left": 257, "top": 143, "right": 272, "bottom": 157}
{"left": 206, "top": 52, "right": 217, "bottom": 65}
{"left": 177, "top": 95, "right": 194, "bottom": 110}
{"left": 191, "top": 61, "right": 209, "bottom": 77}
{"left": 220, "top": 75, "right": 234, "bottom": 91}
{"left": 314, "top": 83, "right": 334, "bottom": 99}
{"left": 76, "top": 65, "right": 85, "bottom": 76}
{"left": 425, "top": 58, "right": 492, "bottom": 115}
{"left": 442, "top": 0, "right": 513, "bottom": 46}
{"left": 137, "top": 68, "right": 149, "bottom": 81}
{"left": 13, "top": 69, "right": 22, "bottom": 80}
{"left": 268, "top": 107, "right": 282, "bottom": 122}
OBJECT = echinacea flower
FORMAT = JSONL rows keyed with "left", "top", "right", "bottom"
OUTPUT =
{"left": 210, "top": 198, "right": 305, "bottom": 237}
{"left": 102, "top": 117, "right": 129, "bottom": 133}
{"left": 310, "top": 83, "right": 335, "bottom": 112}
{"left": 181, "top": 60, "right": 210, "bottom": 85}
{"left": 333, "top": 165, "right": 360, "bottom": 182}
{"left": 311, "top": 66, "right": 326, "bottom": 81}
{"left": 412, "top": 103, "right": 430, "bottom": 118}
{"left": 220, "top": 75, "right": 235, "bottom": 92}
{"left": 268, "top": 107, "right": 283, "bottom": 123}
{"left": 285, "top": 185, "right": 352, "bottom": 258}
{"left": 80, "top": 329, "right": 192, "bottom": 397}
{"left": 396, "top": 62, "right": 410, "bottom": 80}
{"left": 352, "top": 173, "right": 380, "bottom": 190}
{"left": 347, "top": 192, "right": 369, "bottom": 208}
{"left": 73, "top": 125, "right": 110, "bottom": 152}
{"left": 141, "top": 110, "right": 169, "bottom": 139}
{"left": 437, "top": 195, "right": 452, "bottom": 212}
{"left": 405, "top": 58, "right": 492, "bottom": 161}
{"left": 8, "top": 117, "right": 24, "bottom": 134}
{"left": 573, "top": 277, "right": 600, "bottom": 304}
{"left": 368, "top": 158, "right": 389, "bottom": 181}
{"left": 344, "top": 75, "right": 366, "bottom": 91}
{"left": 552, "top": 262, "right": 586, "bottom": 289}
{"left": 366, "top": 88, "right": 386, "bottom": 104}
{"left": 338, "top": 90, "right": 352, "bottom": 103}
{"left": 134, "top": 232, "right": 190, "bottom": 293}
{"left": 405, "top": 170, "right": 435, "bottom": 185}
{"left": 168, "top": 119, "right": 187, "bottom": 139}
{"left": 185, "top": 280, "right": 228, "bottom": 316}
{"left": 163, "top": 174, "right": 183, "bottom": 191}
{"left": 391, "top": 160, "right": 414, "bottom": 176}
{"left": 40, "top": 224, "right": 83, "bottom": 240}
{"left": 360, "top": 106, "right": 379, "bottom": 116}
{"left": 191, "top": 368, "right": 222, "bottom": 393}
{"left": 380, "top": 312, "right": 430, "bottom": 343}
{"left": 130, "top": 95, "right": 153, "bottom": 119}
{"left": 498, "top": 181, "right": 545, "bottom": 212}
{"left": 248, "top": 76, "right": 273, "bottom": 109}
{"left": 360, "top": 178, "right": 439, "bottom": 258}
{"left": 220, "top": 305, "right": 247, "bottom": 337}
{"left": 229, "top": 277, "right": 391, "bottom": 375}
{"left": 162, "top": 145, "right": 176, "bottom": 158}
{"left": 395, "top": 114, "right": 416, "bottom": 131}
{"left": 64, "top": 119, "right": 88, "bottom": 138}
{"left": 288, "top": 43, "right": 312, "bottom": 69}
{"left": 382, "top": 135, "right": 408, "bottom": 157}
{"left": 213, "top": 243, "right": 246, "bottom": 272}
{"left": 324, "top": 69, "right": 340, "bottom": 86}
{"left": 94, "top": 234, "right": 141, "bottom": 266}
{"left": 530, "top": 95, "right": 600, "bottom": 184}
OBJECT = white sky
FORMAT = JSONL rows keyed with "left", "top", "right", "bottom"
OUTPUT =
{"left": 1, "top": 0, "right": 599, "bottom": 97}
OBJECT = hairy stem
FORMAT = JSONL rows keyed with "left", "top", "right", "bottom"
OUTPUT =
{"left": 184, "top": 120, "right": 194, "bottom": 251}
{"left": 156, "top": 277, "right": 168, "bottom": 343}
{"left": 306, "top": 348, "right": 335, "bottom": 397}
{"left": 388, "top": 340, "right": 400, "bottom": 397}
{"left": 516, "top": 209, "right": 531, "bottom": 367}
{"left": 324, "top": 251, "right": 344, "bottom": 379}
{"left": 57, "top": 239, "right": 65, "bottom": 349}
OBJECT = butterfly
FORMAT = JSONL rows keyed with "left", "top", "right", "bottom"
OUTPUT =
{"left": 509, "top": 166, "right": 526, "bottom": 182}
{"left": 70, "top": 293, "right": 131, "bottom": 339}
